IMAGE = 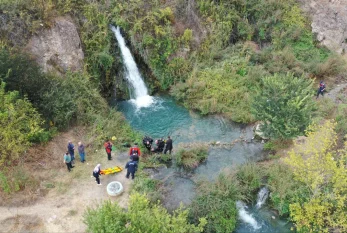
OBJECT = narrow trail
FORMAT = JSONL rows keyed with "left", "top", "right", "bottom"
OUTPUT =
{"left": 325, "top": 82, "right": 347, "bottom": 102}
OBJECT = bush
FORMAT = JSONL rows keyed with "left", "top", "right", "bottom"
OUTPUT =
{"left": 252, "top": 73, "right": 316, "bottom": 139}
{"left": 0, "top": 83, "right": 44, "bottom": 166}
{"left": 189, "top": 173, "right": 241, "bottom": 233}
{"left": 266, "top": 163, "right": 310, "bottom": 216}
{"left": 285, "top": 120, "right": 347, "bottom": 232}
{"left": 132, "top": 171, "right": 162, "bottom": 203}
{"left": 235, "top": 163, "right": 264, "bottom": 200}
{"left": 175, "top": 144, "right": 208, "bottom": 169}
{"left": 84, "top": 193, "right": 206, "bottom": 233}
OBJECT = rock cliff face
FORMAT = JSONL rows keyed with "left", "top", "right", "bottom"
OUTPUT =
{"left": 26, "top": 17, "right": 84, "bottom": 74}
{"left": 300, "top": 0, "right": 347, "bottom": 55}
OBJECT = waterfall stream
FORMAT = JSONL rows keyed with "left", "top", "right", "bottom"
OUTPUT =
{"left": 111, "top": 25, "right": 153, "bottom": 108}
{"left": 256, "top": 187, "right": 269, "bottom": 209}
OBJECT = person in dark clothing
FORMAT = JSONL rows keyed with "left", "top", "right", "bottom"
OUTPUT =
{"left": 143, "top": 136, "right": 153, "bottom": 152}
{"left": 125, "top": 157, "right": 138, "bottom": 179}
{"left": 151, "top": 138, "right": 165, "bottom": 153}
{"left": 93, "top": 164, "right": 102, "bottom": 185}
{"left": 104, "top": 140, "right": 113, "bottom": 160}
{"left": 63, "top": 152, "right": 74, "bottom": 172}
{"left": 67, "top": 141, "right": 75, "bottom": 163}
{"left": 316, "top": 81, "right": 326, "bottom": 99}
{"left": 164, "top": 136, "right": 173, "bottom": 154}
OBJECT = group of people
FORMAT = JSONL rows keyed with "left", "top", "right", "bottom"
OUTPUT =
{"left": 63, "top": 141, "right": 86, "bottom": 172}
{"left": 65, "top": 136, "right": 173, "bottom": 183}
{"left": 142, "top": 136, "right": 173, "bottom": 154}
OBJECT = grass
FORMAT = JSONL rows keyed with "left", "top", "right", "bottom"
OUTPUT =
{"left": 175, "top": 144, "right": 208, "bottom": 169}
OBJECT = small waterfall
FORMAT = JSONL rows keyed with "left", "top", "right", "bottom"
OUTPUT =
{"left": 111, "top": 26, "right": 153, "bottom": 108}
{"left": 256, "top": 187, "right": 269, "bottom": 209}
{"left": 236, "top": 201, "right": 261, "bottom": 230}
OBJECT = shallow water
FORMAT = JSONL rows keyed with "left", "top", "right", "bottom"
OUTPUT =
{"left": 116, "top": 96, "right": 291, "bottom": 232}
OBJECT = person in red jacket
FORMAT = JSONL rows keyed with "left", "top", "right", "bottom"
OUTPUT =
{"left": 129, "top": 143, "right": 141, "bottom": 162}
{"left": 104, "top": 139, "right": 113, "bottom": 160}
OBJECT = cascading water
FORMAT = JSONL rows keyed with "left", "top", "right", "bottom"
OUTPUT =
{"left": 256, "top": 187, "right": 269, "bottom": 209}
{"left": 111, "top": 25, "right": 153, "bottom": 108}
{"left": 236, "top": 201, "right": 261, "bottom": 230}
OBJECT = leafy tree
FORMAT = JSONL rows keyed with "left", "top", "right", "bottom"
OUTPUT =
{"left": 252, "top": 73, "right": 315, "bottom": 139}
{"left": 84, "top": 193, "right": 206, "bottom": 233}
{"left": 285, "top": 121, "right": 347, "bottom": 232}
{"left": 0, "top": 83, "right": 43, "bottom": 166}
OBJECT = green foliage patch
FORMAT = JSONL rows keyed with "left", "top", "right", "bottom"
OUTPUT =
{"left": 175, "top": 144, "right": 208, "bottom": 169}
{"left": 84, "top": 193, "right": 206, "bottom": 233}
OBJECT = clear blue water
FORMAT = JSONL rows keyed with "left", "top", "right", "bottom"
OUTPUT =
{"left": 116, "top": 95, "right": 292, "bottom": 233}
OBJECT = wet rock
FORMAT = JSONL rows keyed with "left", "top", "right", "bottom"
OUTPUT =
{"left": 26, "top": 17, "right": 84, "bottom": 75}
{"left": 254, "top": 123, "right": 269, "bottom": 140}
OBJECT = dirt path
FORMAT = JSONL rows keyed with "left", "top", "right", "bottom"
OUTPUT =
{"left": 326, "top": 82, "right": 347, "bottom": 102}
{"left": 0, "top": 130, "right": 133, "bottom": 232}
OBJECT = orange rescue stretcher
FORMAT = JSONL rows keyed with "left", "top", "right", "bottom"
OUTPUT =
{"left": 100, "top": 166, "right": 123, "bottom": 175}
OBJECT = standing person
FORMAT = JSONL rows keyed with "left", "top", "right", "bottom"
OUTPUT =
{"left": 78, "top": 141, "right": 86, "bottom": 163}
{"left": 104, "top": 139, "right": 113, "bottom": 160}
{"left": 93, "top": 164, "right": 102, "bottom": 185}
{"left": 129, "top": 142, "right": 141, "bottom": 162}
{"left": 316, "top": 81, "right": 326, "bottom": 99}
{"left": 67, "top": 141, "right": 75, "bottom": 164}
{"left": 164, "top": 136, "right": 173, "bottom": 154}
{"left": 63, "top": 151, "right": 74, "bottom": 172}
{"left": 125, "top": 157, "right": 138, "bottom": 179}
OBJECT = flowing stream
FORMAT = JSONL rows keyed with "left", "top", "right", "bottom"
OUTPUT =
{"left": 112, "top": 26, "right": 292, "bottom": 232}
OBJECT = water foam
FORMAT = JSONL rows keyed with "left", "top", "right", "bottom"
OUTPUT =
{"left": 236, "top": 201, "right": 261, "bottom": 230}
{"left": 256, "top": 187, "right": 269, "bottom": 209}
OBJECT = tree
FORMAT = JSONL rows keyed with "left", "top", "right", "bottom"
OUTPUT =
{"left": 284, "top": 121, "right": 347, "bottom": 232}
{"left": 0, "top": 82, "right": 43, "bottom": 166}
{"left": 252, "top": 73, "right": 315, "bottom": 139}
{"left": 84, "top": 193, "right": 206, "bottom": 233}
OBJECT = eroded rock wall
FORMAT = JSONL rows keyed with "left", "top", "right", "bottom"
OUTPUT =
{"left": 26, "top": 17, "right": 84, "bottom": 74}
{"left": 300, "top": 0, "right": 347, "bottom": 55}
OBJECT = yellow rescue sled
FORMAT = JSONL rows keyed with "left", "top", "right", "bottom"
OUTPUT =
{"left": 100, "top": 166, "right": 123, "bottom": 175}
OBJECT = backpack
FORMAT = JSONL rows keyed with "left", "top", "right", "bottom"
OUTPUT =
{"left": 130, "top": 147, "right": 138, "bottom": 156}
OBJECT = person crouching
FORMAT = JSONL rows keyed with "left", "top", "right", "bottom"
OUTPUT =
{"left": 125, "top": 157, "right": 138, "bottom": 180}
{"left": 93, "top": 164, "right": 102, "bottom": 185}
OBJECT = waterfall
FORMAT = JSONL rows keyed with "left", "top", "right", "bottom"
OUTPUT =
{"left": 111, "top": 26, "right": 153, "bottom": 108}
{"left": 256, "top": 187, "right": 269, "bottom": 209}
{"left": 236, "top": 201, "right": 261, "bottom": 230}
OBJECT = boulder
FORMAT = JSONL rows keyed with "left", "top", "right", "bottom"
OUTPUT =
{"left": 299, "top": 0, "right": 347, "bottom": 55}
{"left": 26, "top": 17, "right": 84, "bottom": 74}
{"left": 254, "top": 123, "right": 269, "bottom": 140}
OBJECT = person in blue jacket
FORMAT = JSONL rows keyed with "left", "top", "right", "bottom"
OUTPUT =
{"left": 316, "top": 81, "right": 326, "bottom": 99}
{"left": 67, "top": 141, "right": 75, "bottom": 163}
{"left": 125, "top": 157, "right": 138, "bottom": 180}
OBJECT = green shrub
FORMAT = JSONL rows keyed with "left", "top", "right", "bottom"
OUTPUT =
{"left": 235, "top": 163, "right": 264, "bottom": 199}
{"left": 84, "top": 193, "right": 206, "bottom": 233}
{"left": 132, "top": 171, "right": 162, "bottom": 203}
{"left": 189, "top": 173, "right": 241, "bottom": 233}
{"left": 265, "top": 163, "right": 310, "bottom": 216}
{"left": 0, "top": 83, "right": 44, "bottom": 166}
{"left": 252, "top": 73, "right": 316, "bottom": 139}
{"left": 175, "top": 145, "right": 208, "bottom": 169}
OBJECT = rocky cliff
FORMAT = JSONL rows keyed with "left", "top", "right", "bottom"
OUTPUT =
{"left": 300, "top": 0, "right": 347, "bottom": 56}
{"left": 26, "top": 17, "right": 84, "bottom": 74}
